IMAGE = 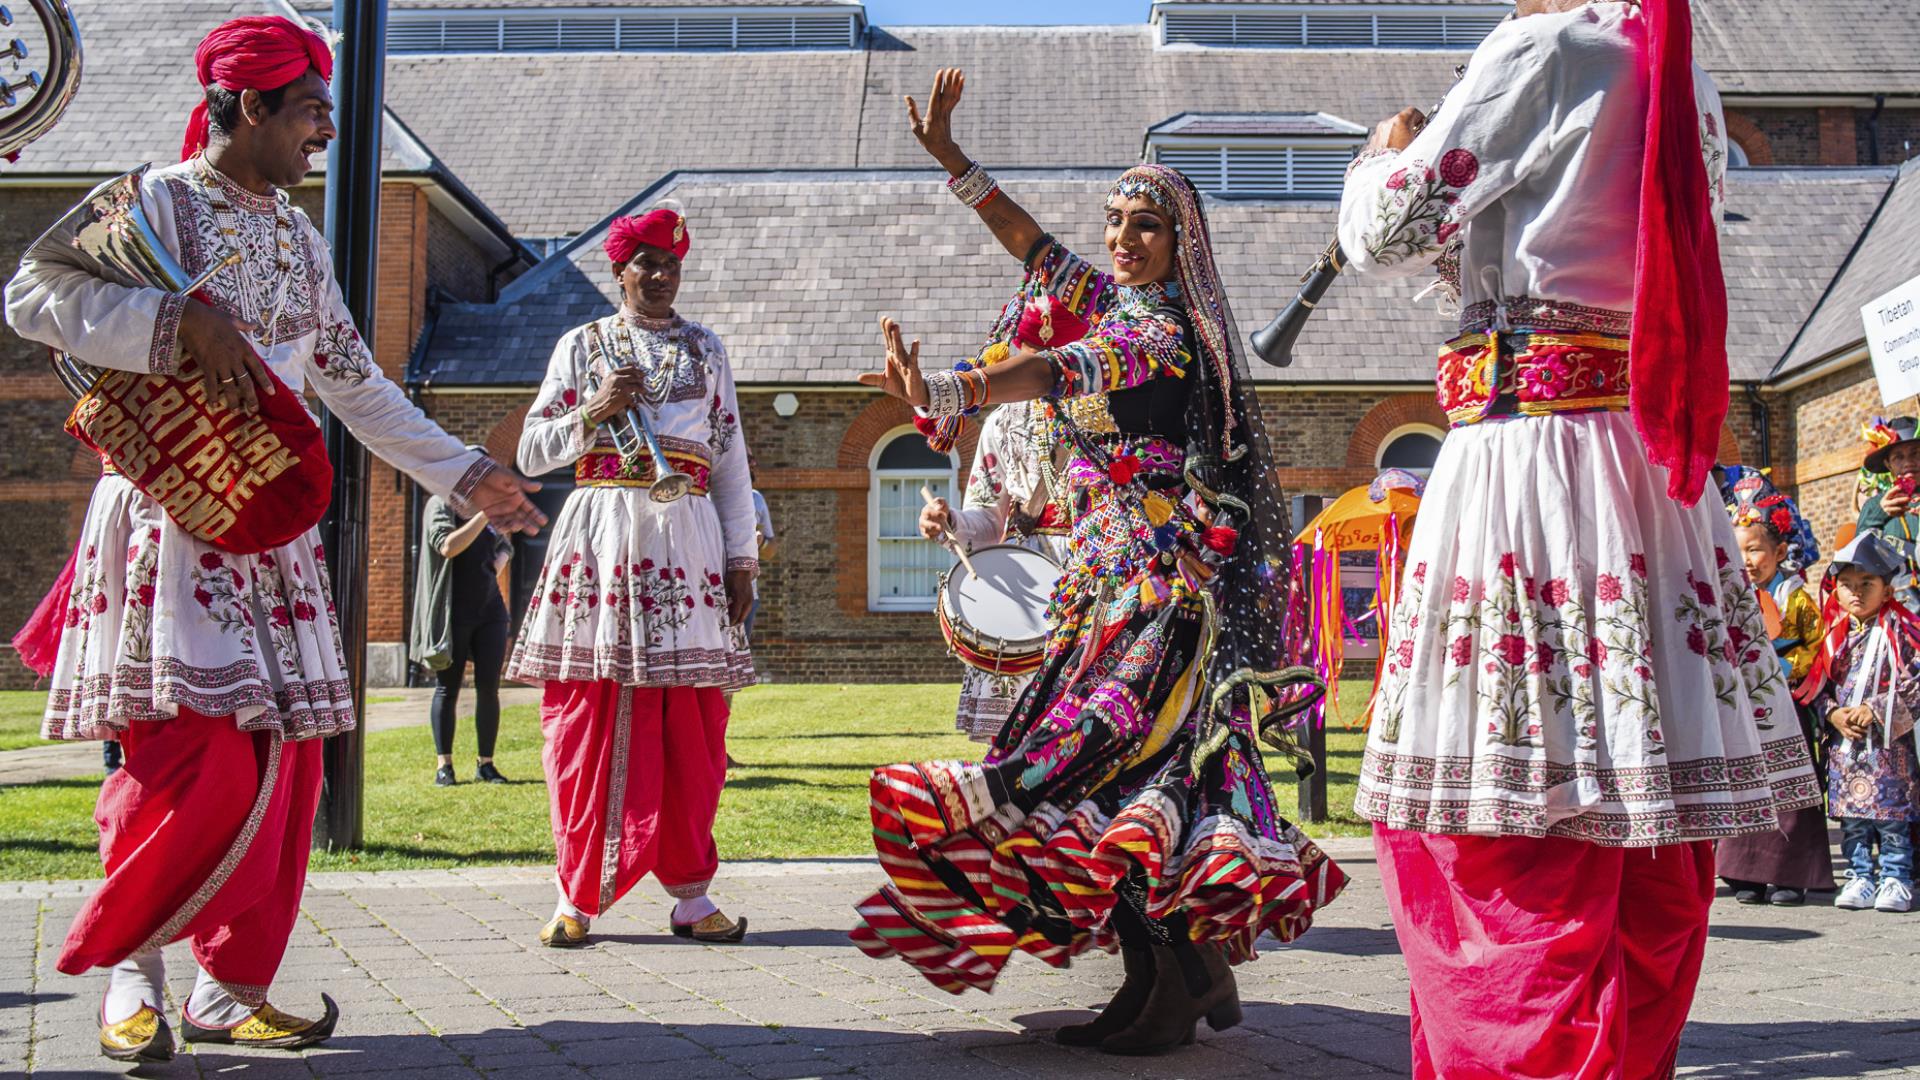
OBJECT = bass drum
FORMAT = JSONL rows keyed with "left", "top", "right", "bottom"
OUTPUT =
{"left": 936, "top": 544, "right": 1061, "bottom": 676}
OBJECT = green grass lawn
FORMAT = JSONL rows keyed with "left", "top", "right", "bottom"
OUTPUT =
{"left": 0, "top": 691, "right": 52, "bottom": 752}
{"left": 0, "top": 681, "right": 1374, "bottom": 881}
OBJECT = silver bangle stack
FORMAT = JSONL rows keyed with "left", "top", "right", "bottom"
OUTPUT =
{"left": 947, "top": 162, "right": 1000, "bottom": 209}
{"left": 923, "top": 369, "right": 968, "bottom": 417}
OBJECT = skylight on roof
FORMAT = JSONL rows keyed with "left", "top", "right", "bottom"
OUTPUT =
{"left": 1154, "top": 3, "right": 1507, "bottom": 49}
{"left": 1148, "top": 113, "right": 1363, "bottom": 197}
{"left": 369, "top": 7, "right": 864, "bottom": 55}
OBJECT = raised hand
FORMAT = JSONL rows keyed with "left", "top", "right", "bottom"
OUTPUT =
{"left": 905, "top": 67, "right": 970, "bottom": 173}
{"left": 856, "top": 316, "right": 929, "bottom": 408}
{"left": 1365, "top": 106, "right": 1427, "bottom": 153}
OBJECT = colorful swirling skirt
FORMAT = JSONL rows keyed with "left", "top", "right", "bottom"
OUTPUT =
{"left": 850, "top": 553, "right": 1347, "bottom": 994}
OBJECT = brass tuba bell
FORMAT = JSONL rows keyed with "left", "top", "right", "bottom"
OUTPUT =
{"left": 0, "top": 0, "right": 81, "bottom": 162}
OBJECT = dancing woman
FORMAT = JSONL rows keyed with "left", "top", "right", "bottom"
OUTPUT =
{"left": 851, "top": 69, "right": 1345, "bottom": 1056}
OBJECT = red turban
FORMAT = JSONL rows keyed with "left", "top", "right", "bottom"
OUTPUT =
{"left": 605, "top": 208, "right": 690, "bottom": 265}
{"left": 1629, "top": 0, "right": 1728, "bottom": 505}
{"left": 181, "top": 16, "right": 334, "bottom": 161}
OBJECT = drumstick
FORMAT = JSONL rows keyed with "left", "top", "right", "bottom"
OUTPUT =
{"left": 922, "top": 484, "right": 978, "bottom": 579}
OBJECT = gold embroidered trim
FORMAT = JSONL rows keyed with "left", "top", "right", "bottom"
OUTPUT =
{"left": 598, "top": 687, "right": 633, "bottom": 914}
{"left": 137, "top": 731, "right": 283, "bottom": 959}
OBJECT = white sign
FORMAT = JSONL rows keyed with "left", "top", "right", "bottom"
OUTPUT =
{"left": 1865, "top": 274, "right": 1920, "bottom": 406}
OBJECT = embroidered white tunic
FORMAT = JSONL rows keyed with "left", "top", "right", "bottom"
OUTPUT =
{"left": 947, "top": 403, "right": 1072, "bottom": 739}
{"left": 3, "top": 158, "right": 491, "bottom": 742}
{"left": 1337, "top": 3, "right": 1819, "bottom": 845}
{"left": 505, "top": 311, "right": 756, "bottom": 689}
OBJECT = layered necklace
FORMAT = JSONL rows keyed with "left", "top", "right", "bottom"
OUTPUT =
{"left": 612, "top": 308, "right": 687, "bottom": 407}
{"left": 192, "top": 155, "right": 297, "bottom": 348}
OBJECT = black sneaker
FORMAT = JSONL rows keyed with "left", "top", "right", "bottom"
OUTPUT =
{"left": 1732, "top": 886, "right": 1764, "bottom": 905}
{"left": 1768, "top": 887, "right": 1805, "bottom": 906}
{"left": 434, "top": 764, "right": 456, "bottom": 787}
{"left": 475, "top": 762, "right": 509, "bottom": 785}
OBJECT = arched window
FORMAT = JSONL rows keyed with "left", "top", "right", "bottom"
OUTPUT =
{"left": 869, "top": 427, "right": 958, "bottom": 611}
{"left": 1727, "top": 139, "right": 1751, "bottom": 169}
{"left": 1376, "top": 424, "right": 1445, "bottom": 476}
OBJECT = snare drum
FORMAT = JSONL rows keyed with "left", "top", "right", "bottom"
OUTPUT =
{"left": 936, "top": 544, "right": 1063, "bottom": 676}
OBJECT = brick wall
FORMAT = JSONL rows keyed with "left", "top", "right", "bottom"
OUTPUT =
{"left": 1858, "top": 109, "right": 1920, "bottom": 167}
{"left": 425, "top": 201, "right": 498, "bottom": 303}
{"left": 1736, "top": 108, "right": 1827, "bottom": 166}
{"left": 1775, "top": 359, "right": 1882, "bottom": 553}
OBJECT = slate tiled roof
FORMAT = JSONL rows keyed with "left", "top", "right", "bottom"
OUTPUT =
{"left": 412, "top": 166, "right": 1892, "bottom": 390}
{"left": 1776, "top": 158, "right": 1920, "bottom": 377}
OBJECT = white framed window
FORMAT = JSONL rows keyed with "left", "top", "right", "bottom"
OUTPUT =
{"left": 868, "top": 427, "right": 958, "bottom": 612}
{"left": 1727, "top": 139, "right": 1752, "bottom": 169}
{"left": 1375, "top": 423, "right": 1446, "bottom": 476}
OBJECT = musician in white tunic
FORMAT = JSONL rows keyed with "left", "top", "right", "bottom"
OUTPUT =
{"left": 507, "top": 207, "right": 757, "bottom": 947}
{"left": 1336, "top": 0, "right": 1818, "bottom": 1073}
{"left": 2, "top": 15, "right": 544, "bottom": 1062}
{"left": 919, "top": 402, "right": 1072, "bottom": 739}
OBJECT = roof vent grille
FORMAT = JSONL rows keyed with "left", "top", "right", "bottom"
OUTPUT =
{"left": 1162, "top": 8, "right": 1504, "bottom": 49}
{"left": 374, "top": 9, "right": 860, "bottom": 54}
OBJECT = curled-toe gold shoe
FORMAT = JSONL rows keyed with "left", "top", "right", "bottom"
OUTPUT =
{"left": 540, "top": 914, "right": 590, "bottom": 948}
{"left": 181, "top": 994, "right": 339, "bottom": 1049}
{"left": 670, "top": 910, "right": 748, "bottom": 943}
{"left": 99, "top": 1004, "right": 174, "bottom": 1063}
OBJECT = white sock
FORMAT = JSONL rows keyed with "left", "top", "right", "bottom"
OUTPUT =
{"left": 103, "top": 951, "right": 165, "bottom": 1024}
{"left": 186, "top": 965, "right": 255, "bottom": 1029}
{"left": 673, "top": 894, "right": 718, "bottom": 925}
{"left": 553, "top": 878, "right": 587, "bottom": 927}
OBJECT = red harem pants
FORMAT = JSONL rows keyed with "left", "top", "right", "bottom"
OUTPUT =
{"left": 541, "top": 681, "right": 729, "bottom": 917}
{"left": 1375, "top": 827, "right": 1715, "bottom": 1080}
{"left": 59, "top": 710, "right": 324, "bottom": 1008}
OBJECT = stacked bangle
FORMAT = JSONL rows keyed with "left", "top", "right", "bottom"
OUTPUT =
{"left": 948, "top": 162, "right": 1000, "bottom": 209}
{"left": 923, "top": 369, "right": 967, "bottom": 417}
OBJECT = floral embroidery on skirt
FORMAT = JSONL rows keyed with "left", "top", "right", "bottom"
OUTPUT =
{"left": 1358, "top": 413, "right": 1821, "bottom": 846}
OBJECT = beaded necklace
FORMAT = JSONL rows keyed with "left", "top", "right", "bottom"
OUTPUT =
{"left": 192, "top": 155, "right": 297, "bottom": 347}
{"left": 611, "top": 308, "right": 686, "bottom": 407}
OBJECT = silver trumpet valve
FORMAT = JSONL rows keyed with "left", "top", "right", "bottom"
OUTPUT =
{"left": 585, "top": 369, "right": 693, "bottom": 504}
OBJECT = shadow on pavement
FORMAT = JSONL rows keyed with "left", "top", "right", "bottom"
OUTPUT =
{"left": 1676, "top": 1018, "right": 1920, "bottom": 1078}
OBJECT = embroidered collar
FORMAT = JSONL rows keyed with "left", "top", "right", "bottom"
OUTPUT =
{"left": 617, "top": 307, "right": 679, "bottom": 333}
{"left": 1117, "top": 279, "right": 1179, "bottom": 311}
{"left": 191, "top": 155, "right": 280, "bottom": 215}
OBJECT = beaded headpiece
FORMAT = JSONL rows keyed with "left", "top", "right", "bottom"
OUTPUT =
{"left": 1108, "top": 164, "right": 1239, "bottom": 455}
{"left": 1724, "top": 467, "right": 1817, "bottom": 571}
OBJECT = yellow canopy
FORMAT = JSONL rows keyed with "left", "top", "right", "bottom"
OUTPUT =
{"left": 1299, "top": 485, "right": 1422, "bottom": 552}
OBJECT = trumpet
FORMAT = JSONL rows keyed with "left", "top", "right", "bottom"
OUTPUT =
{"left": 584, "top": 366, "right": 693, "bottom": 504}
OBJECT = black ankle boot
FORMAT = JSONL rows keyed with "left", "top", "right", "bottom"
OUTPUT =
{"left": 1055, "top": 945, "right": 1153, "bottom": 1046}
{"left": 1100, "top": 943, "right": 1238, "bottom": 1056}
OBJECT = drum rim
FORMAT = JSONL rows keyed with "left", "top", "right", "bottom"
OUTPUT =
{"left": 937, "top": 542, "right": 1060, "bottom": 663}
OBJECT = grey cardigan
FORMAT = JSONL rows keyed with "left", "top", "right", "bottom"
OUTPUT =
{"left": 409, "top": 495, "right": 514, "bottom": 672}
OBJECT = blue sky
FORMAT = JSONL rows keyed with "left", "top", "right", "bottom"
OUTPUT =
{"left": 863, "top": 1, "right": 1151, "bottom": 26}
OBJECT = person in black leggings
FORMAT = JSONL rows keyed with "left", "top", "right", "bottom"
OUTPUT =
{"left": 413, "top": 492, "right": 513, "bottom": 786}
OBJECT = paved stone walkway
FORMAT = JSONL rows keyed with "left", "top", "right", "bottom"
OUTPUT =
{"left": 3, "top": 841, "right": 1916, "bottom": 1078}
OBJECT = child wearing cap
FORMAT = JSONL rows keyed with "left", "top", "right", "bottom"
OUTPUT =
{"left": 1800, "top": 533, "right": 1920, "bottom": 912}
{"left": 1854, "top": 416, "right": 1920, "bottom": 610}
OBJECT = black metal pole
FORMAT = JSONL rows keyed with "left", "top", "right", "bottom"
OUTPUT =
{"left": 315, "top": 0, "right": 387, "bottom": 852}
{"left": 1289, "top": 494, "right": 1330, "bottom": 823}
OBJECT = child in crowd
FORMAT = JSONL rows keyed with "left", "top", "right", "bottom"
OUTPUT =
{"left": 1854, "top": 416, "right": 1920, "bottom": 610}
{"left": 1799, "top": 534, "right": 1920, "bottom": 913}
{"left": 1717, "top": 471, "right": 1833, "bottom": 904}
